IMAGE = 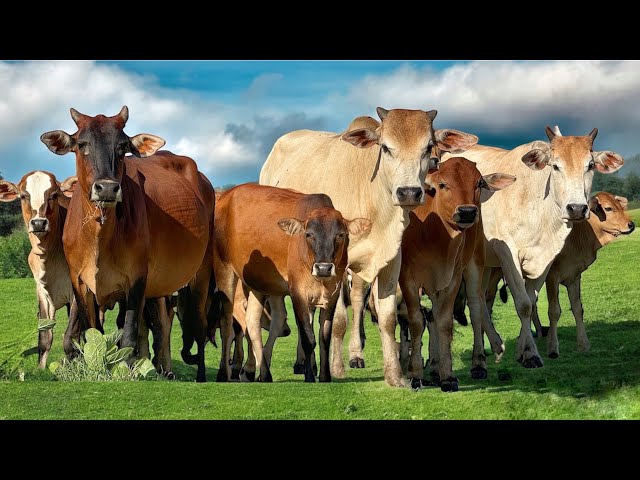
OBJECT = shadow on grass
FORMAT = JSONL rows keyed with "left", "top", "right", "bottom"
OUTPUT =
{"left": 452, "top": 320, "right": 640, "bottom": 398}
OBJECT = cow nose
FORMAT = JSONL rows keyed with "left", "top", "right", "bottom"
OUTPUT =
{"left": 628, "top": 222, "right": 636, "bottom": 233}
{"left": 566, "top": 203, "right": 588, "bottom": 220}
{"left": 396, "top": 187, "right": 423, "bottom": 205}
{"left": 30, "top": 218, "right": 48, "bottom": 233}
{"left": 312, "top": 262, "right": 336, "bottom": 278}
{"left": 91, "top": 180, "right": 122, "bottom": 204}
{"left": 455, "top": 205, "right": 478, "bottom": 226}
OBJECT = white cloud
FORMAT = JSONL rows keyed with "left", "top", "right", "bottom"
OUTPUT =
{"left": 343, "top": 60, "right": 640, "bottom": 140}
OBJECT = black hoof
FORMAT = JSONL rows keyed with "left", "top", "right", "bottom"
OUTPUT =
{"left": 410, "top": 378, "right": 422, "bottom": 390}
{"left": 216, "top": 369, "right": 228, "bottom": 382}
{"left": 293, "top": 363, "right": 305, "bottom": 375}
{"left": 497, "top": 370, "right": 512, "bottom": 382}
{"left": 541, "top": 326, "right": 550, "bottom": 337}
{"left": 454, "top": 313, "right": 468, "bottom": 326}
{"left": 304, "top": 375, "right": 316, "bottom": 383}
{"left": 440, "top": 378, "right": 459, "bottom": 392}
{"left": 231, "top": 368, "right": 241, "bottom": 380}
{"left": 196, "top": 373, "right": 206, "bottom": 383}
{"left": 260, "top": 372, "right": 273, "bottom": 383}
{"left": 421, "top": 374, "right": 441, "bottom": 387}
{"left": 548, "top": 352, "right": 559, "bottom": 359}
{"left": 243, "top": 370, "right": 256, "bottom": 382}
{"left": 470, "top": 367, "right": 487, "bottom": 380}
{"left": 349, "top": 358, "right": 365, "bottom": 369}
{"left": 319, "top": 375, "right": 331, "bottom": 383}
{"left": 522, "top": 356, "right": 544, "bottom": 368}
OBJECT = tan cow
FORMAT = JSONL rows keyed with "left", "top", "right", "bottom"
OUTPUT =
{"left": 444, "top": 126, "right": 624, "bottom": 368}
{"left": 260, "top": 108, "right": 478, "bottom": 386}
{"left": 0, "top": 171, "right": 78, "bottom": 367}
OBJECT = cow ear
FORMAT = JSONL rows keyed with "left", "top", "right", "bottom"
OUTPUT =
{"left": 0, "top": 180, "right": 19, "bottom": 202}
{"left": 481, "top": 173, "right": 516, "bottom": 192}
{"left": 341, "top": 128, "right": 379, "bottom": 149}
{"left": 521, "top": 148, "right": 550, "bottom": 170}
{"left": 434, "top": 129, "right": 478, "bottom": 154}
{"left": 59, "top": 176, "right": 78, "bottom": 198}
{"left": 41, "top": 130, "right": 76, "bottom": 155}
{"left": 129, "top": 134, "right": 166, "bottom": 158}
{"left": 615, "top": 195, "right": 629, "bottom": 210}
{"left": 593, "top": 151, "right": 624, "bottom": 174}
{"left": 588, "top": 195, "right": 601, "bottom": 212}
{"left": 278, "top": 218, "right": 304, "bottom": 236}
{"left": 346, "top": 218, "right": 372, "bottom": 236}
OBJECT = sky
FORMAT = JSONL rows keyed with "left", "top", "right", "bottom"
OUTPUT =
{"left": 1, "top": 60, "right": 639, "bottom": 186}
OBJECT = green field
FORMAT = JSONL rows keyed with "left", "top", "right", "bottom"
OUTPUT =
{"left": 1, "top": 211, "right": 639, "bottom": 420}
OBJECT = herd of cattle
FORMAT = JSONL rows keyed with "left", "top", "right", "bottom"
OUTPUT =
{"left": 0, "top": 106, "right": 634, "bottom": 391}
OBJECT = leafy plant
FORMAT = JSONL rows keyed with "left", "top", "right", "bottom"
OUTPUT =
{"left": 52, "top": 328, "right": 156, "bottom": 381}
{"left": 0, "top": 318, "right": 55, "bottom": 379}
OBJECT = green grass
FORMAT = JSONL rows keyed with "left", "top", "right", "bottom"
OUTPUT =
{"left": 1, "top": 211, "right": 640, "bottom": 419}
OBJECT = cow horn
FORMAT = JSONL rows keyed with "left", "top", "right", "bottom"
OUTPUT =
{"left": 70, "top": 108, "right": 85, "bottom": 126}
{"left": 552, "top": 125, "right": 562, "bottom": 136}
{"left": 587, "top": 128, "right": 598, "bottom": 142}
{"left": 376, "top": 107, "right": 389, "bottom": 121}
{"left": 117, "top": 105, "right": 129, "bottom": 125}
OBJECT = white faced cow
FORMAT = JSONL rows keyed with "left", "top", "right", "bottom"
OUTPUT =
{"left": 445, "top": 126, "right": 623, "bottom": 368}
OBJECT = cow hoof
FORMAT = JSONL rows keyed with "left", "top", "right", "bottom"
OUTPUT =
{"left": 421, "top": 374, "right": 441, "bottom": 387}
{"left": 196, "top": 374, "right": 206, "bottom": 383}
{"left": 454, "top": 313, "right": 468, "bottom": 326}
{"left": 260, "top": 372, "right": 273, "bottom": 383}
{"left": 231, "top": 368, "right": 241, "bottom": 380}
{"left": 319, "top": 375, "right": 332, "bottom": 383}
{"left": 243, "top": 370, "right": 256, "bottom": 382}
{"left": 541, "top": 326, "right": 550, "bottom": 337}
{"left": 470, "top": 367, "right": 487, "bottom": 380}
{"left": 521, "top": 356, "right": 544, "bottom": 368}
{"left": 349, "top": 358, "right": 365, "bottom": 369}
{"left": 410, "top": 378, "right": 422, "bottom": 390}
{"left": 548, "top": 352, "right": 559, "bottom": 359}
{"left": 440, "top": 378, "right": 459, "bottom": 392}
{"left": 216, "top": 369, "right": 228, "bottom": 382}
{"left": 293, "top": 363, "right": 305, "bottom": 375}
{"left": 164, "top": 371, "right": 176, "bottom": 380}
{"left": 304, "top": 375, "right": 316, "bottom": 383}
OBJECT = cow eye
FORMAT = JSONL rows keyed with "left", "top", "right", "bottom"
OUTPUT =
{"left": 604, "top": 207, "right": 614, "bottom": 212}
{"left": 337, "top": 233, "right": 346, "bottom": 240}
{"left": 50, "top": 192, "right": 58, "bottom": 200}
{"left": 77, "top": 141, "right": 87, "bottom": 150}
{"left": 20, "top": 193, "right": 28, "bottom": 200}
{"left": 588, "top": 160, "right": 596, "bottom": 171}
{"left": 381, "top": 144, "right": 390, "bottom": 155}
{"left": 439, "top": 182, "right": 447, "bottom": 190}
{"left": 306, "top": 232, "right": 313, "bottom": 238}
{"left": 552, "top": 164, "right": 560, "bottom": 171}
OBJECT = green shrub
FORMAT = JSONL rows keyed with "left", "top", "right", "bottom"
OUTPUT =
{"left": 51, "top": 328, "right": 157, "bottom": 382}
{"left": 0, "top": 229, "right": 31, "bottom": 278}
{"left": 0, "top": 318, "right": 55, "bottom": 379}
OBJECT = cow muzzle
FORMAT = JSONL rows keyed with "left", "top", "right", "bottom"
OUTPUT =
{"left": 395, "top": 187, "right": 423, "bottom": 207}
{"left": 565, "top": 203, "right": 589, "bottom": 221}
{"left": 624, "top": 221, "right": 635, "bottom": 235}
{"left": 312, "top": 262, "right": 336, "bottom": 278}
{"left": 453, "top": 205, "right": 478, "bottom": 228}
{"left": 91, "top": 180, "right": 122, "bottom": 207}
{"left": 29, "top": 218, "right": 49, "bottom": 236}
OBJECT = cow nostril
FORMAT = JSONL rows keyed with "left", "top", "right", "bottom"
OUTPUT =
{"left": 94, "top": 183, "right": 103, "bottom": 191}
{"left": 113, "top": 185, "right": 120, "bottom": 193}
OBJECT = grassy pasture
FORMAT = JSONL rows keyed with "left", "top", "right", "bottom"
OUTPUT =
{"left": 0, "top": 210, "right": 639, "bottom": 419}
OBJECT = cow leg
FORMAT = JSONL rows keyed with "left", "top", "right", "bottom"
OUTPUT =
{"left": 530, "top": 289, "right": 543, "bottom": 339}
{"left": 291, "top": 294, "right": 317, "bottom": 383}
{"left": 330, "top": 284, "right": 348, "bottom": 378}
{"left": 36, "top": 287, "right": 55, "bottom": 369}
{"left": 138, "top": 304, "right": 151, "bottom": 361}
{"left": 433, "top": 277, "right": 461, "bottom": 392}
{"left": 242, "top": 334, "right": 256, "bottom": 381}
{"left": 318, "top": 301, "right": 336, "bottom": 383}
{"left": 545, "top": 271, "right": 562, "bottom": 358}
{"left": 295, "top": 330, "right": 305, "bottom": 374}
{"left": 348, "top": 273, "right": 366, "bottom": 369}
{"left": 375, "top": 255, "right": 407, "bottom": 387}
{"left": 245, "top": 291, "right": 271, "bottom": 382}
{"left": 121, "top": 278, "right": 146, "bottom": 359}
{"left": 149, "top": 297, "right": 173, "bottom": 376}
{"left": 64, "top": 279, "right": 89, "bottom": 359}
{"left": 262, "top": 294, "right": 287, "bottom": 368}
{"left": 484, "top": 266, "right": 503, "bottom": 318}
{"left": 465, "top": 264, "right": 493, "bottom": 379}
{"left": 189, "top": 266, "right": 212, "bottom": 383}
{"left": 398, "top": 311, "right": 410, "bottom": 377}
{"left": 231, "top": 329, "right": 244, "bottom": 380}
{"left": 567, "top": 275, "right": 590, "bottom": 352}
{"left": 493, "top": 245, "right": 543, "bottom": 368}
{"left": 401, "top": 283, "right": 425, "bottom": 389}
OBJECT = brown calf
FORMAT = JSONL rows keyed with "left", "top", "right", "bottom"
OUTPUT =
{"left": 398, "top": 157, "right": 514, "bottom": 391}
{"left": 214, "top": 184, "right": 371, "bottom": 382}
{"left": 0, "top": 171, "right": 78, "bottom": 367}
{"left": 40, "top": 106, "right": 215, "bottom": 381}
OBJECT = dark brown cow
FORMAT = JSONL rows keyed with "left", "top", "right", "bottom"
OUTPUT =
{"left": 0, "top": 171, "right": 78, "bottom": 367}
{"left": 40, "top": 106, "right": 215, "bottom": 381}
{"left": 214, "top": 184, "right": 371, "bottom": 382}
{"left": 398, "top": 157, "right": 515, "bottom": 391}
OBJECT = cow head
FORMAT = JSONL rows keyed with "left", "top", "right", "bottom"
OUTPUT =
{"left": 0, "top": 171, "right": 77, "bottom": 250}
{"left": 341, "top": 108, "right": 478, "bottom": 208}
{"left": 278, "top": 207, "right": 372, "bottom": 279}
{"left": 589, "top": 192, "right": 635, "bottom": 237}
{"left": 426, "top": 157, "right": 516, "bottom": 230}
{"left": 40, "top": 106, "right": 165, "bottom": 208}
{"left": 521, "top": 126, "right": 623, "bottom": 222}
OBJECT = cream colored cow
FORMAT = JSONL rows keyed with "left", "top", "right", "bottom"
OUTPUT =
{"left": 445, "top": 126, "right": 624, "bottom": 368}
{"left": 260, "top": 108, "right": 478, "bottom": 386}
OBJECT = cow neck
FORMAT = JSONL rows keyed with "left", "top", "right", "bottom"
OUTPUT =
{"left": 581, "top": 215, "right": 615, "bottom": 250}
{"left": 422, "top": 204, "right": 465, "bottom": 291}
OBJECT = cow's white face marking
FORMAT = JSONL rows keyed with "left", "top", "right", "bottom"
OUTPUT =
{"left": 25, "top": 171, "right": 53, "bottom": 214}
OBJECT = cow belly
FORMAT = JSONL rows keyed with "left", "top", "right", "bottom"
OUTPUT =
{"left": 239, "top": 267, "right": 289, "bottom": 297}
